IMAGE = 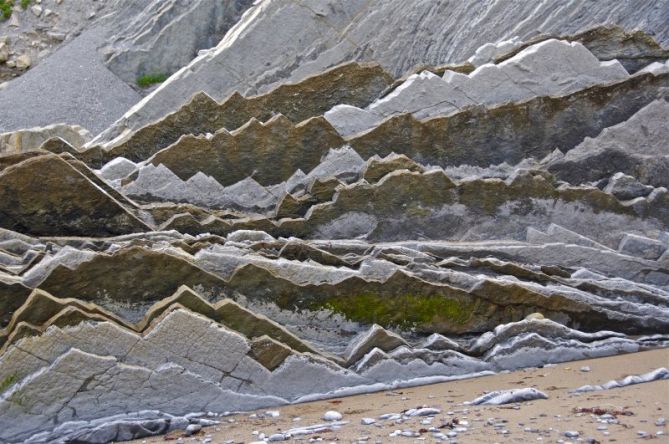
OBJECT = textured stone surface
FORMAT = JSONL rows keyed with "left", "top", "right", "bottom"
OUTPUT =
{"left": 328, "top": 39, "right": 629, "bottom": 136}
{"left": 85, "top": 62, "right": 392, "bottom": 165}
{"left": 102, "top": 0, "right": 256, "bottom": 83}
{"left": 0, "top": 154, "right": 150, "bottom": 236}
{"left": 346, "top": 73, "right": 668, "bottom": 170}
{"left": 548, "top": 98, "right": 669, "bottom": 187}
{"left": 0, "top": 124, "right": 90, "bottom": 155}
{"left": 93, "top": 0, "right": 669, "bottom": 144}
{"left": 148, "top": 116, "right": 344, "bottom": 186}
{"left": 1, "top": 3, "right": 668, "bottom": 442}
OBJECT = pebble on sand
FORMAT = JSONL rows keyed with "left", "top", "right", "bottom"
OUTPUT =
{"left": 322, "top": 411, "right": 343, "bottom": 421}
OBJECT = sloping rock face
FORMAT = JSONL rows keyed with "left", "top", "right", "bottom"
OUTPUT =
{"left": 0, "top": 0, "right": 257, "bottom": 134}
{"left": 0, "top": 153, "right": 150, "bottom": 236}
{"left": 101, "top": 0, "right": 256, "bottom": 84}
{"left": 92, "top": 0, "right": 669, "bottom": 145}
{"left": 0, "top": 3, "right": 668, "bottom": 443}
{"left": 547, "top": 98, "right": 669, "bottom": 187}
{"left": 71, "top": 62, "right": 391, "bottom": 167}
{"left": 0, "top": 124, "right": 90, "bottom": 155}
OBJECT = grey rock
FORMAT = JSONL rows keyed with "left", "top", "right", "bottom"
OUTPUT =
{"left": 98, "top": 157, "right": 138, "bottom": 181}
{"left": 328, "top": 39, "right": 629, "bottom": 135}
{"left": 618, "top": 233, "right": 667, "bottom": 260}
{"left": 0, "top": 124, "right": 91, "bottom": 155}
{"left": 604, "top": 172, "right": 655, "bottom": 199}
{"left": 2, "top": 3, "right": 669, "bottom": 441}
{"left": 467, "top": 388, "right": 548, "bottom": 405}
{"left": 345, "top": 324, "right": 408, "bottom": 366}
{"left": 573, "top": 367, "right": 669, "bottom": 393}
{"left": 185, "top": 423, "right": 202, "bottom": 435}
{"left": 93, "top": 0, "right": 669, "bottom": 145}
{"left": 101, "top": 0, "right": 255, "bottom": 84}
{"left": 548, "top": 99, "right": 669, "bottom": 187}
{"left": 0, "top": 0, "right": 255, "bottom": 134}
{"left": 0, "top": 27, "right": 141, "bottom": 134}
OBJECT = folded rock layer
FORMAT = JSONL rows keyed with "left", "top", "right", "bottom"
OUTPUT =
{"left": 0, "top": 3, "right": 668, "bottom": 443}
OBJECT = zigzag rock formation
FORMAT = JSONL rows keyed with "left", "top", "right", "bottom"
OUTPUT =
{"left": 0, "top": 1, "right": 668, "bottom": 442}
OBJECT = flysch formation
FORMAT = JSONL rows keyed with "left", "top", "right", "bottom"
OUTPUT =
{"left": 0, "top": 0, "right": 668, "bottom": 442}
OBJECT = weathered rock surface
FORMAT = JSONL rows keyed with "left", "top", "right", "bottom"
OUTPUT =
{"left": 0, "top": 293, "right": 664, "bottom": 442}
{"left": 548, "top": 98, "right": 669, "bottom": 187}
{"left": 0, "top": 124, "right": 90, "bottom": 155}
{"left": 93, "top": 0, "right": 669, "bottom": 144}
{"left": 0, "top": 153, "right": 150, "bottom": 236}
{"left": 345, "top": 73, "right": 668, "bottom": 170}
{"left": 1, "top": 3, "right": 668, "bottom": 442}
{"left": 148, "top": 115, "right": 344, "bottom": 186}
{"left": 0, "top": 26, "right": 143, "bottom": 134}
{"left": 328, "top": 39, "right": 629, "bottom": 136}
{"left": 480, "top": 26, "right": 669, "bottom": 73}
{"left": 76, "top": 62, "right": 391, "bottom": 166}
{"left": 0, "top": 0, "right": 259, "bottom": 134}
{"left": 102, "top": 0, "right": 256, "bottom": 84}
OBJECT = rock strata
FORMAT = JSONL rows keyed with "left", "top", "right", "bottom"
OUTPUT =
{"left": 0, "top": 3, "right": 668, "bottom": 443}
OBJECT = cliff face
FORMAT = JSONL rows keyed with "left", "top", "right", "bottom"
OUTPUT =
{"left": 91, "top": 0, "right": 669, "bottom": 145}
{"left": 101, "top": 0, "right": 256, "bottom": 84}
{"left": 0, "top": 1, "right": 668, "bottom": 442}
{"left": 0, "top": 0, "right": 256, "bottom": 133}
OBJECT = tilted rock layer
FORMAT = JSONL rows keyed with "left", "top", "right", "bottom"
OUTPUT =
{"left": 0, "top": 2, "right": 668, "bottom": 443}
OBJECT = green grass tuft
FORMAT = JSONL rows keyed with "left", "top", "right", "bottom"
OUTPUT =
{"left": 0, "top": 0, "right": 13, "bottom": 20}
{"left": 0, "top": 0, "right": 30, "bottom": 21}
{"left": 136, "top": 73, "right": 169, "bottom": 88}
{"left": 0, "top": 374, "right": 17, "bottom": 393}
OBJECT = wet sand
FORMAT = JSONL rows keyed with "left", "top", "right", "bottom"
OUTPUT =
{"left": 129, "top": 348, "right": 669, "bottom": 443}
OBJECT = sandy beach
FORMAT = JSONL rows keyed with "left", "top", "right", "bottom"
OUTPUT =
{"left": 129, "top": 348, "right": 669, "bottom": 444}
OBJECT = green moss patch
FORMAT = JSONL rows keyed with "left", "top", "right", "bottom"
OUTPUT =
{"left": 0, "top": 374, "right": 17, "bottom": 393}
{"left": 0, "top": 0, "right": 12, "bottom": 20}
{"left": 136, "top": 73, "right": 169, "bottom": 88}
{"left": 0, "top": 0, "right": 31, "bottom": 20}
{"left": 318, "top": 293, "right": 476, "bottom": 330}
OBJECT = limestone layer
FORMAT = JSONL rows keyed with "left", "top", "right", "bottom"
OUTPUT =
{"left": 0, "top": 8, "right": 668, "bottom": 444}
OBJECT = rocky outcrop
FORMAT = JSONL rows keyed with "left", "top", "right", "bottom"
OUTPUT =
{"left": 1, "top": 3, "right": 668, "bottom": 442}
{"left": 0, "top": 124, "right": 90, "bottom": 155}
{"left": 345, "top": 72, "right": 668, "bottom": 169}
{"left": 344, "top": 324, "right": 408, "bottom": 365}
{"left": 328, "top": 39, "right": 630, "bottom": 136}
{"left": 36, "top": 246, "right": 228, "bottom": 313}
{"left": 93, "top": 0, "right": 669, "bottom": 144}
{"left": 102, "top": 0, "right": 256, "bottom": 84}
{"left": 547, "top": 98, "right": 669, "bottom": 187}
{"left": 277, "top": 169, "right": 665, "bottom": 244}
{"left": 0, "top": 153, "right": 150, "bottom": 236}
{"left": 0, "top": 0, "right": 259, "bottom": 134}
{"left": 1, "top": 227, "right": 665, "bottom": 339}
{"left": 79, "top": 62, "right": 392, "bottom": 167}
{"left": 148, "top": 115, "right": 344, "bottom": 186}
{"left": 485, "top": 26, "right": 669, "bottom": 73}
{"left": 0, "top": 290, "right": 664, "bottom": 442}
